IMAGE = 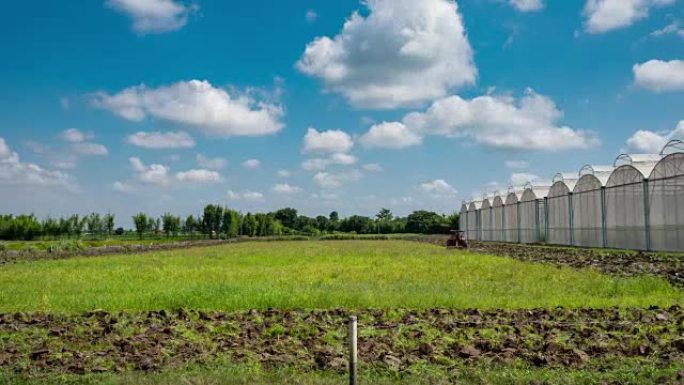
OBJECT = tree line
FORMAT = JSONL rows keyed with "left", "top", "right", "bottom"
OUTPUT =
{"left": 0, "top": 205, "right": 459, "bottom": 241}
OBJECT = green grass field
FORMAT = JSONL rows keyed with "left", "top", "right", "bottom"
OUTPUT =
{"left": 0, "top": 240, "right": 681, "bottom": 313}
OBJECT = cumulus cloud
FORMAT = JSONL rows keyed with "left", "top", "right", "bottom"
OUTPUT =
{"left": 129, "top": 157, "right": 219, "bottom": 186}
{"left": 419, "top": 179, "right": 458, "bottom": 199}
{"left": 313, "top": 170, "right": 361, "bottom": 189}
{"left": 60, "top": 129, "right": 108, "bottom": 156}
{"left": 650, "top": 20, "right": 684, "bottom": 39}
{"left": 175, "top": 169, "right": 221, "bottom": 184}
{"left": 297, "top": 0, "right": 476, "bottom": 109}
{"left": 362, "top": 163, "right": 383, "bottom": 172}
{"left": 626, "top": 121, "right": 684, "bottom": 153}
{"left": 510, "top": 172, "right": 540, "bottom": 185}
{"left": 196, "top": 154, "right": 227, "bottom": 170}
{"left": 360, "top": 89, "right": 598, "bottom": 151}
{"left": 105, "top": 0, "right": 198, "bottom": 34}
{"left": 359, "top": 122, "right": 423, "bottom": 149}
{"left": 510, "top": 0, "right": 545, "bottom": 12}
{"left": 301, "top": 154, "right": 357, "bottom": 171}
{"left": 583, "top": 0, "right": 675, "bottom": 34}
{"left": 92, "top": 80, "right": 284, "bottom": 137}
{"left": 242, "top": 159, "right": 261, "bottom": 169}
{"left": 72, "top": 143, "right": 109, "bottom": 155}
{"left": 226, "top": 190, "right": 264, "bottom": 201}
{"left": 61, "top": 128, "right": 91, "bottom": 143}
{"left": 272, "top": 183, "right": 303, "bottom": 194}
{"left": 505, "top": 160, "right": 530, "bottom": 170}
{"left": 0, "top": 138, "right": 76, "bottom": 189}
{"left": 112, "top": 181, "right": 136, "bottom": 193}
{"left": 277, "top": 169, "right": 291, "bottom": 178}
{"left": 127, "top": 131, "right": 195, "bottom": 149}
{"left": 302, "top": 128, "right": 353, "bottom": 154}
{"left": 633, "top": 60, "right": 684, "bottom": 92}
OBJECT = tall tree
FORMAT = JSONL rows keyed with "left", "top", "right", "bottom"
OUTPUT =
{"left": 132, "top": 213, "right": 148, "bottom": 240}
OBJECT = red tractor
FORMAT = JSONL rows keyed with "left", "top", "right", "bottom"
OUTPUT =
{"left": 446, "top": 230, "right": 468, "bottom": 249}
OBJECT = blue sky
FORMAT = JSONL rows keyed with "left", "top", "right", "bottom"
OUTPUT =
{"left": 0, "top": 0, "right": 682, "bottom": 222}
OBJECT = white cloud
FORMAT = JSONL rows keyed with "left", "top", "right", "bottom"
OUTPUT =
{"left": 196, "top": 154, "right": 227, "bottom": 170}
{"left": 130, "top": 157, "right": 171, "bottom": 185}
{"left": 226, "top": 190, "right": 264, "bottom": 201}
{"left": 112, "top": 181, "right": 136, "bottom": 193}
{"left": 306, "top": 10, "right": 318, "bottom": 23}
{"left": 92, "top": 80, "right": 284, "bottom": 137}
{"left": 60, "top": 128, "right": 108, "bottom": 156}
{"left": 302, "top": 153, "right": 357, "bottom": 171}
{"left": 60, "top": 97, "right": 70, "bottom": 110}
{"left": 272, "top": 183, "right": 303, "bottom": 194}
{"left": 359, "top": 122, "right": 423, "bottom": 149}
{"left": 277, "top": 169, "right": 291, "bottom": 178}
{"left": 0, "top": 138, "right": 76, "bottom": 189}
{"left": 297, "top": 0, "right": 476, "bottom": 109}
{"left": 127, "top": 131, "right": 195, "bottom": 149}
{"left": 175, "top": 169, "right": 221, "bottom": 184}
{"left": 626, "top": 121, "right": 684, "bottom": 153}
{"left": 419, "top": 179, "right": 458, "bottom": 199}
{"left": 505, "top": 160, "right": 529, "bottom": 170}
{"left": 302, "top": 128, "right": 353, "bottom": 154}
{"left": 313, "top": 170, "right": 361, "bottom": 189}
{"left": 633, "top": 60, "right": 684, "bottom": 92}
{"left": 510, "top": 172, "right": 540, "bottom": 185}
{"left": 583, "top": 0, "right": 675, "bottom": 34}
{"left": 61, "top": 128, "right": 91, "bottom": 143}
{"left": 510, "top": 0, "right": 545, "bottom": 12}
{"left": 242, "top": 159, "right": 261, "bottom": 169}
{"left": 650, "top": 20, "right": 684, "bottom": 38}
{"left": 129, "top": 157, "right": 222, "bottom": 186}
{"left": 72, "top": 142, "right": 109, "bottom": 156}
{"left": 361, "top": 89, "right": 598, "bottom": 151}
{"left": 105, "top": 0, "right": 197, "bottom": 34}
{"left": 362, "top": 163, "right": 383, "bottom": 172}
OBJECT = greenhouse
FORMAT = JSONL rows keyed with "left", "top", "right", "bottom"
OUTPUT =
{"left": 572, "top": 165, "right": 613, "bottom": 248}
{"left": 546, "top": 173, "right": 577, "bottom": 246}
{"left": 481, "top": 197, "right": 493, "bottom": 241}
{"left": 461, "top": 140, "right": 684, "bottom": 251}
{"left": 519, "top": 182, "right": 549, "bottom": 244}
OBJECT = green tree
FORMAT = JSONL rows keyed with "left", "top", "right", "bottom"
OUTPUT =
{"left": 242, "top": 213, "right": 257, "bottom": 237}
{"left": 104, "top": 213, "right": 115, "bottom": 237}
{"left": 132, "top": 213, "right": 148, "bottom": 240}
{"left": 221, "top": 209, "right": 240, "bottom": 239}
{"left": 273, "top": 208, "right": 298, "bottom": 229}
{"left": 162, "top": 213, "right": 180, "bottom": 238}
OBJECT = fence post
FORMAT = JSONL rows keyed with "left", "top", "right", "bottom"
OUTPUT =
{"left": 517, "top": 201, "right": 521, "bottom": 244}
{"left": 601, "top": 187, "right": 607, "bottom": 248}
{"left": 568, "top": 192, "right": 575, "bottom": 246}
{"left": 544, "top": 197, "right": 549, "bottom": 245}
{"left": 643, "top": 179, "right": 651, "bottom": 251}
{"left": 535, "top": 199, "right": 541, "bottom": 243}
{"left": 501, "top": 205, "right": 506, "bottom": 242}
{"left": 348, "top": 316, "right": 358, "bottom": 385}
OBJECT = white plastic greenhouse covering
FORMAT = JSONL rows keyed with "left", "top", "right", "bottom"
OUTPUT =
{"left": 467, "top": 201, "right": 482, "bottom": 241}
{"left": 481, "top": 198, "right": 493, "bottom": 241}
{"left": 604, "top": 155, "right": 659, "bottom": 250}
{"left": 519, "top": 184, "right": 548, "bottom": 244}
{"left": 546, "top": 174, "right": 577, "bottom": 246}
{"left": 504, "top": 190, "right": 522, "bottom": 243}
{"left": 648, "top": 147, "right": 684, "bottom": 251}
{"left": 572, "top": 165, "right": 613, "bottom": 248}
{"left": 459, "top": 144, "right": 684, "bottom": 251}
{"left": 492, "top": 195, "right": 505, "bottom": 241}
{"left": 459, "top": 203, "right": 468, "bottom": 233}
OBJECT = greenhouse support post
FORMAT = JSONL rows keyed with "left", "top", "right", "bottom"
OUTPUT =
{"left": 535, "top": 200, "right": 541, "bottom": 243}
{"left": 600, "top": 187, "right": 607, "bottom": 248}
{"left": 517, "top": 201, "right": 522, "bottom": 244}
{"left": 643, "top": 179, "right": 651, "bottom": 251}
{"left": 544, "top": 197, "right": 550, "bottom": 243}
{"left": 501, "top": 205, "right": 506, "bottom": 242}
{"left": 568, "top": 193, "right": 575, "bottom": 246}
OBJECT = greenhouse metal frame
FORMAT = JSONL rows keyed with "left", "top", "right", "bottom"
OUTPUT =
{"left": 460, "top": 141, "right": 684, "bottom": 252}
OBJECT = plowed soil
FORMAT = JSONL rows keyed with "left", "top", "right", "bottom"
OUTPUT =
{"left": 1, "top": 307, "right": 683, "bottom": 375}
